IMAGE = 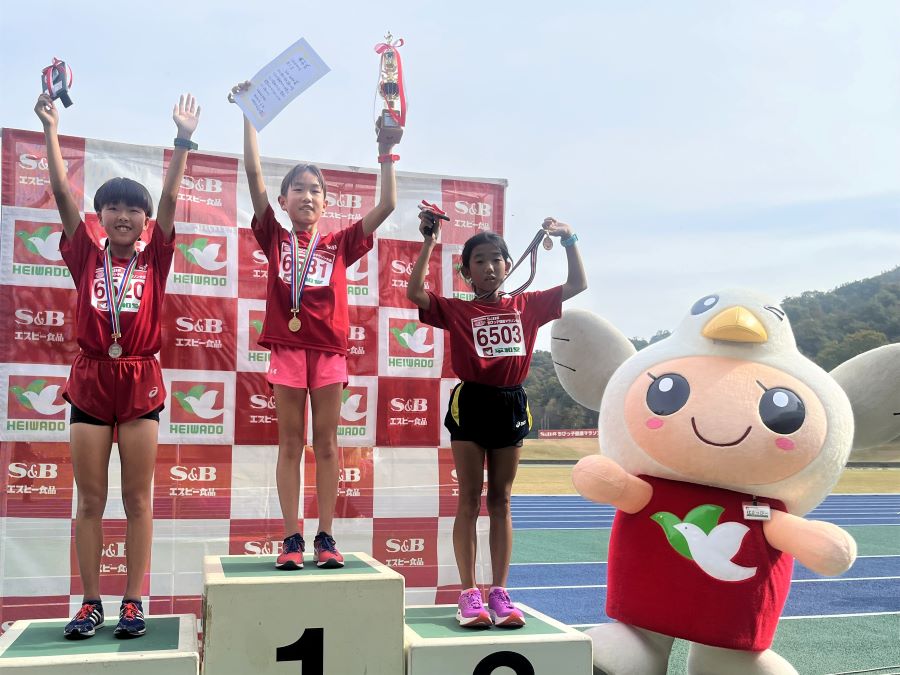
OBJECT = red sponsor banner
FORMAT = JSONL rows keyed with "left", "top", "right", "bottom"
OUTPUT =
{"left": 248, "top": 308, "right": 267, "bottom": 352}
{"left": 378, "top": 239, "right": 441, "bottom": 308}
{"left": 1, "top": 129, "right": 85, "bottom": 210}
{"left": 161, "top": 295, "right": 237, "bottom": 371}
{"left": 169, "top": 380, "right": 226, "bottom": 424}
{"left": 69, "top": 520, "right": 150, "bottom": 597}
{"left": 7, "top": 374, "right": 67, "bottom": 421}
{"left": 437, "top": 448, "right": 487, "bottom": 518}
{"left": 229, "top": 519, "right": 291, "bottom": 556}
{"left": 376, "top": 378, "right": 440, "bottom": 447}
{"left": 173, "top": 231, "right": 230, "bottom": 281}
{"left": 163, "top": 151, "right": 238, "bottom": 227}
{"left": 238, "top": 228, "right": 268, "bottom": 300}
{"left": 319, "top": 169, "right": 377, "bottom": 234}
{"left": 435, "top": 584, "right": 489, "bottom": 605}
{"left": 386, "top": 316, "right": 437, "bottom": 362}
{"left": 0, "top": 286, "right": 78, "bottom": 365}
{"left": 347, "top": 305, "right": 377, "bottom": 376}
{"left": 372, "top": 517, "right": 438, "bottom": 587}
{"left": 440, "top": 179, "right": 505, "bottom": 245}
{"left": 338, "top": 382, "right": 374, "bottom": 444}
{"left": 149, "top": 595, "right": 201, "bottom": 619}
{"left": 303, "top": 447, "right": 374, "bottom": 519}
{"left": 538, "top": 429, "right": 598, "bottom": 439}
{"left": 0, "top": 442, "right": 74, "bottom": 518}
{"left": 233, "top": 372, "right": 279, "bottom": 445}
{"left": 346, "top": 248, "right": 374, "bottom": 302}
{"left": 153, "top": 445, "right": 232, "bottom": 519}
{"left": 0, "top": 596, "right": 71, "bottom": 633}
{"left": 10, "top": 218, "right": 70, "bottom": 274}
{"left": 450, "top": 250, "right": 474, "bottom": 299}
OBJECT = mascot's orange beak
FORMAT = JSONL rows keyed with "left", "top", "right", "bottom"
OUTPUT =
{"left": 702, "top": 306, "right": 768, "bottom": 343}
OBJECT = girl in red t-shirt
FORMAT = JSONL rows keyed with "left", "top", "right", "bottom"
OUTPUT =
{"left": 230, "top": 81, "right": 398, "bottom": 570}
{"left": 408, "top": 214, "right": 586, "bottom": 626}
{"left": 35, "top": 92, "right": 200, "bottom": 639}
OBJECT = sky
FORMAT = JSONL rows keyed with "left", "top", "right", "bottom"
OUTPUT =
{"left": 2, "top": 1, "right": 899, "bottom": 348}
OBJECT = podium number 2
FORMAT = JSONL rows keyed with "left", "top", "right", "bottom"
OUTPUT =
{"left": 474, "top": 650, "right": 535, "bottom": 675}
{"left": 276, "top": 627, "right": 324, "bottom": 674}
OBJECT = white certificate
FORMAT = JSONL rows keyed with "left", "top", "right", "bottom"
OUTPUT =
{"left": 234, "top": 38, "right": 330, "bottom": 131}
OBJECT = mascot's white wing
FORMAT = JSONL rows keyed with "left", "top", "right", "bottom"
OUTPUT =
{"left": 551, "top": 309, "right": 635, "bottom": 412}
{"left": 830, "top": 343, "right": 900, "bottom": 450}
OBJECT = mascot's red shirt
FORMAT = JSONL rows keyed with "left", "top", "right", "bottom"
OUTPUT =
{"left": 606, "top": 475, "right": 793, "bottom": 651}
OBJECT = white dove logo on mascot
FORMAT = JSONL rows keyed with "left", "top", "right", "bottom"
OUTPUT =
{"left": 551, "top": 289, "right": 898, "bottom": 675}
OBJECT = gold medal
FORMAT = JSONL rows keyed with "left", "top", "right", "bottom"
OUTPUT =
{"left": 108, "top": 342, "right": 123, "bottom": 359}
{"left": 542, "top": 235, "right": 554, "bottom": 250}
{"left": 288, "top": 316, "right": 302, "bottom": 332}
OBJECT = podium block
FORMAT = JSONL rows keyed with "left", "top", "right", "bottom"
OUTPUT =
{"left": 0, "top": 614, "right": 198, "bottom": 674}
{"left": 404, "top": 604, "right": 591, "bottom": 675}
{"left": 202, "top": 552, "right": 404, "bottom": 675}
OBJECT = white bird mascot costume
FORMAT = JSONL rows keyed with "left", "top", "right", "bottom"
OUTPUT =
{"left": 551, "top": 290, "right": 898, "bottom": 675}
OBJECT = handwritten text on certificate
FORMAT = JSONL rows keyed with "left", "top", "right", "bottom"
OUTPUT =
{"left": 235, "top": 38, "right": 330, "bottom": 131}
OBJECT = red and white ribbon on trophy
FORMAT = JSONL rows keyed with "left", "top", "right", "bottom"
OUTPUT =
{"left": 374, "top": 37, "right": 407, "bottom": 128}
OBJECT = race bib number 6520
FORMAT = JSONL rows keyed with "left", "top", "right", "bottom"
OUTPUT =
{"left": 471, "top": 314, "right": 525, "bottom": 358}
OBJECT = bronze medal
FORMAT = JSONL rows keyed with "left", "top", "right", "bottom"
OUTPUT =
{"left": 288, "top": 316, "right": 302, "bottom": 332}
{"left": 542, "top": 235, "right": 554, "bottom": 251}
{"left": 108, "top": 342, "right": 123, "bottom": 359}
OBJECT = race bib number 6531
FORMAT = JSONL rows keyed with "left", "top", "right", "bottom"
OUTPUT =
{"left": 471, "top": 313, "right": 525, "bottom": 358}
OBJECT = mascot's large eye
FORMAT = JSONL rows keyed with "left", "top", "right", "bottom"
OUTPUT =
{"left": 647, "top": 373, "right": 690, "bottom": 415}
{"left": 759, "top": 387, "right": 805, "bottom": 434}
{"left": 691, "top": 294, "right": 719, "bottom": 315}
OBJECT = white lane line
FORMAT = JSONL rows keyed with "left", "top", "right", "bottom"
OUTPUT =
{"left": 507, "top": 577, "right": 900, "bottom": 591}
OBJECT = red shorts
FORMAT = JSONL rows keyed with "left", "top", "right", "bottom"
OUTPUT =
{"left": 266, "top": 345, "right": 347, "bottom": 390}
{"left": 63, "top": 352, "right": 166, "bottom": 425}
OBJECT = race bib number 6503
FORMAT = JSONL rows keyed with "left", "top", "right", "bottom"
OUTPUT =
{"left": 471, "top": 313, "right": 525, "bottom": 358}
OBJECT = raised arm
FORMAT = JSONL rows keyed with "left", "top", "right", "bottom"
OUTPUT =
{"left": 230, "top": 82, "right": 270, "bottom": 220}
{"left": 543, "top": 217, "right": 587, "bottom": 301}
{"left": 406, "top": 213, "right": 439, "bottom": 310}
{"left": 361, "top": 139, "right": 399, "bottom": 236}
{"left": 34, "top": 94, "right": 80, "bottom": 239}
{"left": 156, "top": 93, "right": 201, "bottom": 238}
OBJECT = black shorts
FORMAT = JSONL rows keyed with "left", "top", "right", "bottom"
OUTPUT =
{"left": 445, "top": 382, "right": 531, "bottom": 450}
{"left": 70, "top": 404, "right": 163, "bottom": 427}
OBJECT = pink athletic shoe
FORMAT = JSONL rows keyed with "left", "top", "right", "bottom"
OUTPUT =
{"left": 456, "top": 588, "right": 492, "bottom": 627}
{"left": 275, "top": 533, "right": 304, "bottom": 570}
{"left": 488, "top": 587, "right": 525, "bottom": 627}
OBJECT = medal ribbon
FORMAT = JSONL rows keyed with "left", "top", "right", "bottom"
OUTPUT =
{"left": 475, "top": 228, "right": 547, "bottom": 300}
{"left": 102, "top": 245, "right": 139, "bottom": 340}
{"left": 43, "top": 57, "right": 73, "bottom": 95}
{"left": 290, "top": 227, "right": 321, "bottom": 315}
{"left": 374, "top": 39, "right": 406, "bottom": 127}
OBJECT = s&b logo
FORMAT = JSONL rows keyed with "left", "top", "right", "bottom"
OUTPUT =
{"left": 170, "top": 465, "right": 217, "bottom": 482}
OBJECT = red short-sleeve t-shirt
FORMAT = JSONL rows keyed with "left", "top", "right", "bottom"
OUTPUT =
{"left": 251, "top": 205, "right": 372, "bottom": 355}
{"left": 60, "top": 222, "right": 175, "bottom": 357}
{"left": 419, "top": 286, "right": 563, "bottom": 386}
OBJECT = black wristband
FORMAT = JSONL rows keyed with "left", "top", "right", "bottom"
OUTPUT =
{"left": 174, "top": 137, "right": 198, "bottom": 151}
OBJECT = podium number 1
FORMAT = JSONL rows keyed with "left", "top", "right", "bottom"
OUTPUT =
{"left": 276, "top": 627, "right": 324, "bottom": 674}
{"left": 474, "top": 650, "right": 535, "bottom": 675}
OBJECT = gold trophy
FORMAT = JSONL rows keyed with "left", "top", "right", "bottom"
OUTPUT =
{"left": 375, "top": 32, "right": 405, "bottom": 145}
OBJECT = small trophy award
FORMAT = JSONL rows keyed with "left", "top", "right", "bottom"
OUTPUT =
{"left": 41, "top": 58, "right": 73, "bottom": 108}
{"left": 374, "top": 33, "right": 405, "bottom": 144}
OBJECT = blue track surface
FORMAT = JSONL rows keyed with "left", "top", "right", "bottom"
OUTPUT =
{"left": 508, "top": 494, "right": 900, "bottom": 626}
{"left": 511, "top": 493, "right": 900, "bottom": 529}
